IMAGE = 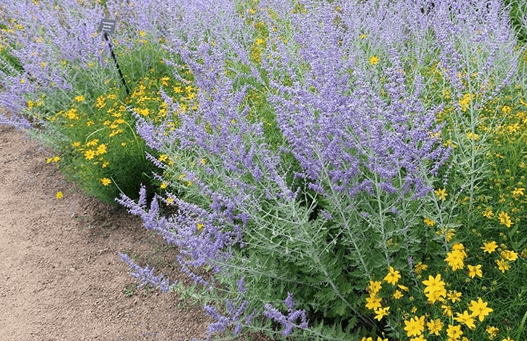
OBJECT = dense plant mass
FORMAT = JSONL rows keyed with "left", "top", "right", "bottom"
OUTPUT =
{"left": 1, "top": 0, "right": 527, "bottom": 340}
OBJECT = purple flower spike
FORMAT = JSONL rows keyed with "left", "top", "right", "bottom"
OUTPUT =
{"left": 263, "top": 293, "right": 308, "bottom": 336}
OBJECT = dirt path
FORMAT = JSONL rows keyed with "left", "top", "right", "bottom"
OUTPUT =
{"left": 0, "top": 123, "right": 210, "bottom": 340}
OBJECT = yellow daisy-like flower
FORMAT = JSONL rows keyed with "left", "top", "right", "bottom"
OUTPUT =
{"left": 445, "top": 249, "right": 466, "bottom": 271}
{"left": 96, "top": 143, "right": 107, "bottom": 155}
{"left": 453, "top": 310, "right": 476, "bottom": 330}
{"left": 393, "top": 290, "right": 403, "bottom": 299}
{"left": 481, "top": 241, "right": 498, "bottom": 253}
{"left": 496, "top": 259, "right": 511, "bottom": 273}
{"left": 446, "top": 324, "right": 463, "bottom": 339}
{"left": 100, "top": 178, "right": 111, "bottom": 186}
{"left": 398, "top": 284, "right": 409, "bottom": 291}
{"left": 374, "top": 306, "right": 389, "bottom": 321}
{"left": 498, "top": 211, "right": 513, "bottom": 227}
{"left": 468, "top": 297, "right": 493, "bottom": 322}
{"left": 86, "top": 139, "right": 99, "bottom": 147}
{"left": 423, "top": 217, "right": 435, "bottom": 226}
{"left": 467, "top": 264, "right": 482, "bottom": 278}
{"left": 441, "top": 304, "right": 453, "bottom": 317}
{"left": 409, "top": 335, "right": 426, "bottom": 341}
{"left": 160, "top": 182, "right": 168, "bottom": 189}
{"left": 75, "top": 95, "right": 85, "bottom": 102}
{"left": 501, "top": 250, "right": 518, "bottom": 261}
{"left": 369, "top": 56, "right": 379, "bottom": 65}
{"left": 85, "top": 150, "right": 96, "bottom": 160}
{"left": 434, "top": 188, "right": 448, "bottom": 201}
{"left": 383, "top": 266, "right": 401, "bottom": 285}
{"left": 486, "top": 326, "right": 499, "bottom": 340}
{"left": 414, "top": 262, "right": 428, "bottom": 274}
{"left": 427, "top": 318, "right": 443, "bottom": 335}
{"left": 365, "top": 294, "right": 382, "bottom": 311}
{"left": 404, "top": 315, "right": 425, "bottom": 337}
{"left": 446, "top": 290, "right": 462, "bottom": 303}
{"left": 56, "top": 191, "right": 63, "bottom": 199}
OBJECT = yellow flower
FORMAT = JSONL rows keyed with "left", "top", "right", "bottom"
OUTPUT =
{"left": 95, "top": 95, "right": 106, "bottom": 109}
{"left": 96, "top": 143, "right": 107, "bottom": 155}
{"left": 445, "top": 249, "right": 466, "bottom": 271}
{"left": 404, "top": 315, "right": 425, "bottom": 337}
{"left": 75, "top": 95, "right": 85, "bottom": 102}
{"left": 415, "top": 262, "right": 428, "bottom": 274}
{"left": 498, "top": 211, "right": 513, "bottom": 227}
{"left": 441, "top": 304, "right": 453, "bottom": 317}
{"left": 423, "top": 273, "right": 446, "bottom": 303}
{"left": 454, "top": 310, "right": 476, "bottom": 330}
{"left": 85, "top": 150, "right": 96, "bottom": 160}
{"left": 486, "top": 326, "right": 499, "bottom": 340}
{"left": 86, "top": 139, "right": 99, "bottom": 147}
{"left": 467, "top": 264, "right": 482, "bottom": 278}
{"left": 369, "top": 56, "right": 379, "bottom": 65}
{"left": 56, "top": 191, "right": 63, "bottom": 199}
{"left": 446, "top": 324, "right": 463, "bottom": 340}
{"left": 359, "top": 33, "right": 368, "bottom": 39}
{"left": 496, "top": 259, "right": 511, "bottom": 273}
{"left": 100, "top": 178, "right": 111, "bottom": 186}
{"left": 383, "top": 266, "right": 401, "bottom": 285}
{"left": 427, "top": 318, "right": 443, "bottom": 335}
{"left": 374, "top": 306, "right": 389, "bottom": 321}
{"left": 468, "top": 297, "right": 493, "bottom": 322}
{"left": 466, "top": 132, "right": 480, "bottom": 141}
{"left": 398, "top": 284, "right": 409, "bottom": 291}
{"left": 512, "top": 187, "right": 525, "bottom": 198}
{"left": 481, "top": 241, "right": 498, "bottom": 253}
{"left": 482, "top": 207, "right": 494, "bottom": 219}
{"left": 365, "top": 294, "right": 382, "bottom": 311}
{"left": 409, "top": 335, "right": 426, "bottom": 341}
{"left": 423, "top": 273, "right": 445, "bottom": 292}
{"left": 423, "top": 217, "right": 435, "bottom": 226}
{"left": 435, "top": 188, "right": 448, "bottom": 201}
{"left": 501, "top": 250, "right": 518, "bottom": 261}
{"left": 446, "top": 290, "right": 462, "bottom": 303}
{"left": 160, "top": 182, "right": 168, "bottom": 189}
{"left": 502, "top": 105, "right": 512, "bottom": 114}
{"left": 393, "top": 290, "right": 403, "bottom": 299}
{"left": 501, "top": 337, "right": 514, "bottom": 341}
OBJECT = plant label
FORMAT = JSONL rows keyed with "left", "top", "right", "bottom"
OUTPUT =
{"left": 98, "top": 19, "right": 117, "bottom": 35}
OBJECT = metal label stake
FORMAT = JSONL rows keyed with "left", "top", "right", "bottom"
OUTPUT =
{"left": 97, "top": 19, "right": 130, "bottom": 96}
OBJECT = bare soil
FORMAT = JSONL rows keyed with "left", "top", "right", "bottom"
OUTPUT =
{"left": 0, "top": 123, "right": 212, "bottom": 340}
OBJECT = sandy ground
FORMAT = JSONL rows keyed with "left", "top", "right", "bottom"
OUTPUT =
{"left": 0, "top": 123, "right": 212, "bottom": 340}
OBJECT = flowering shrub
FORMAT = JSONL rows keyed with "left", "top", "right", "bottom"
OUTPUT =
{"left": 2, "top": 0, "right": 527, "bottom": 340}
